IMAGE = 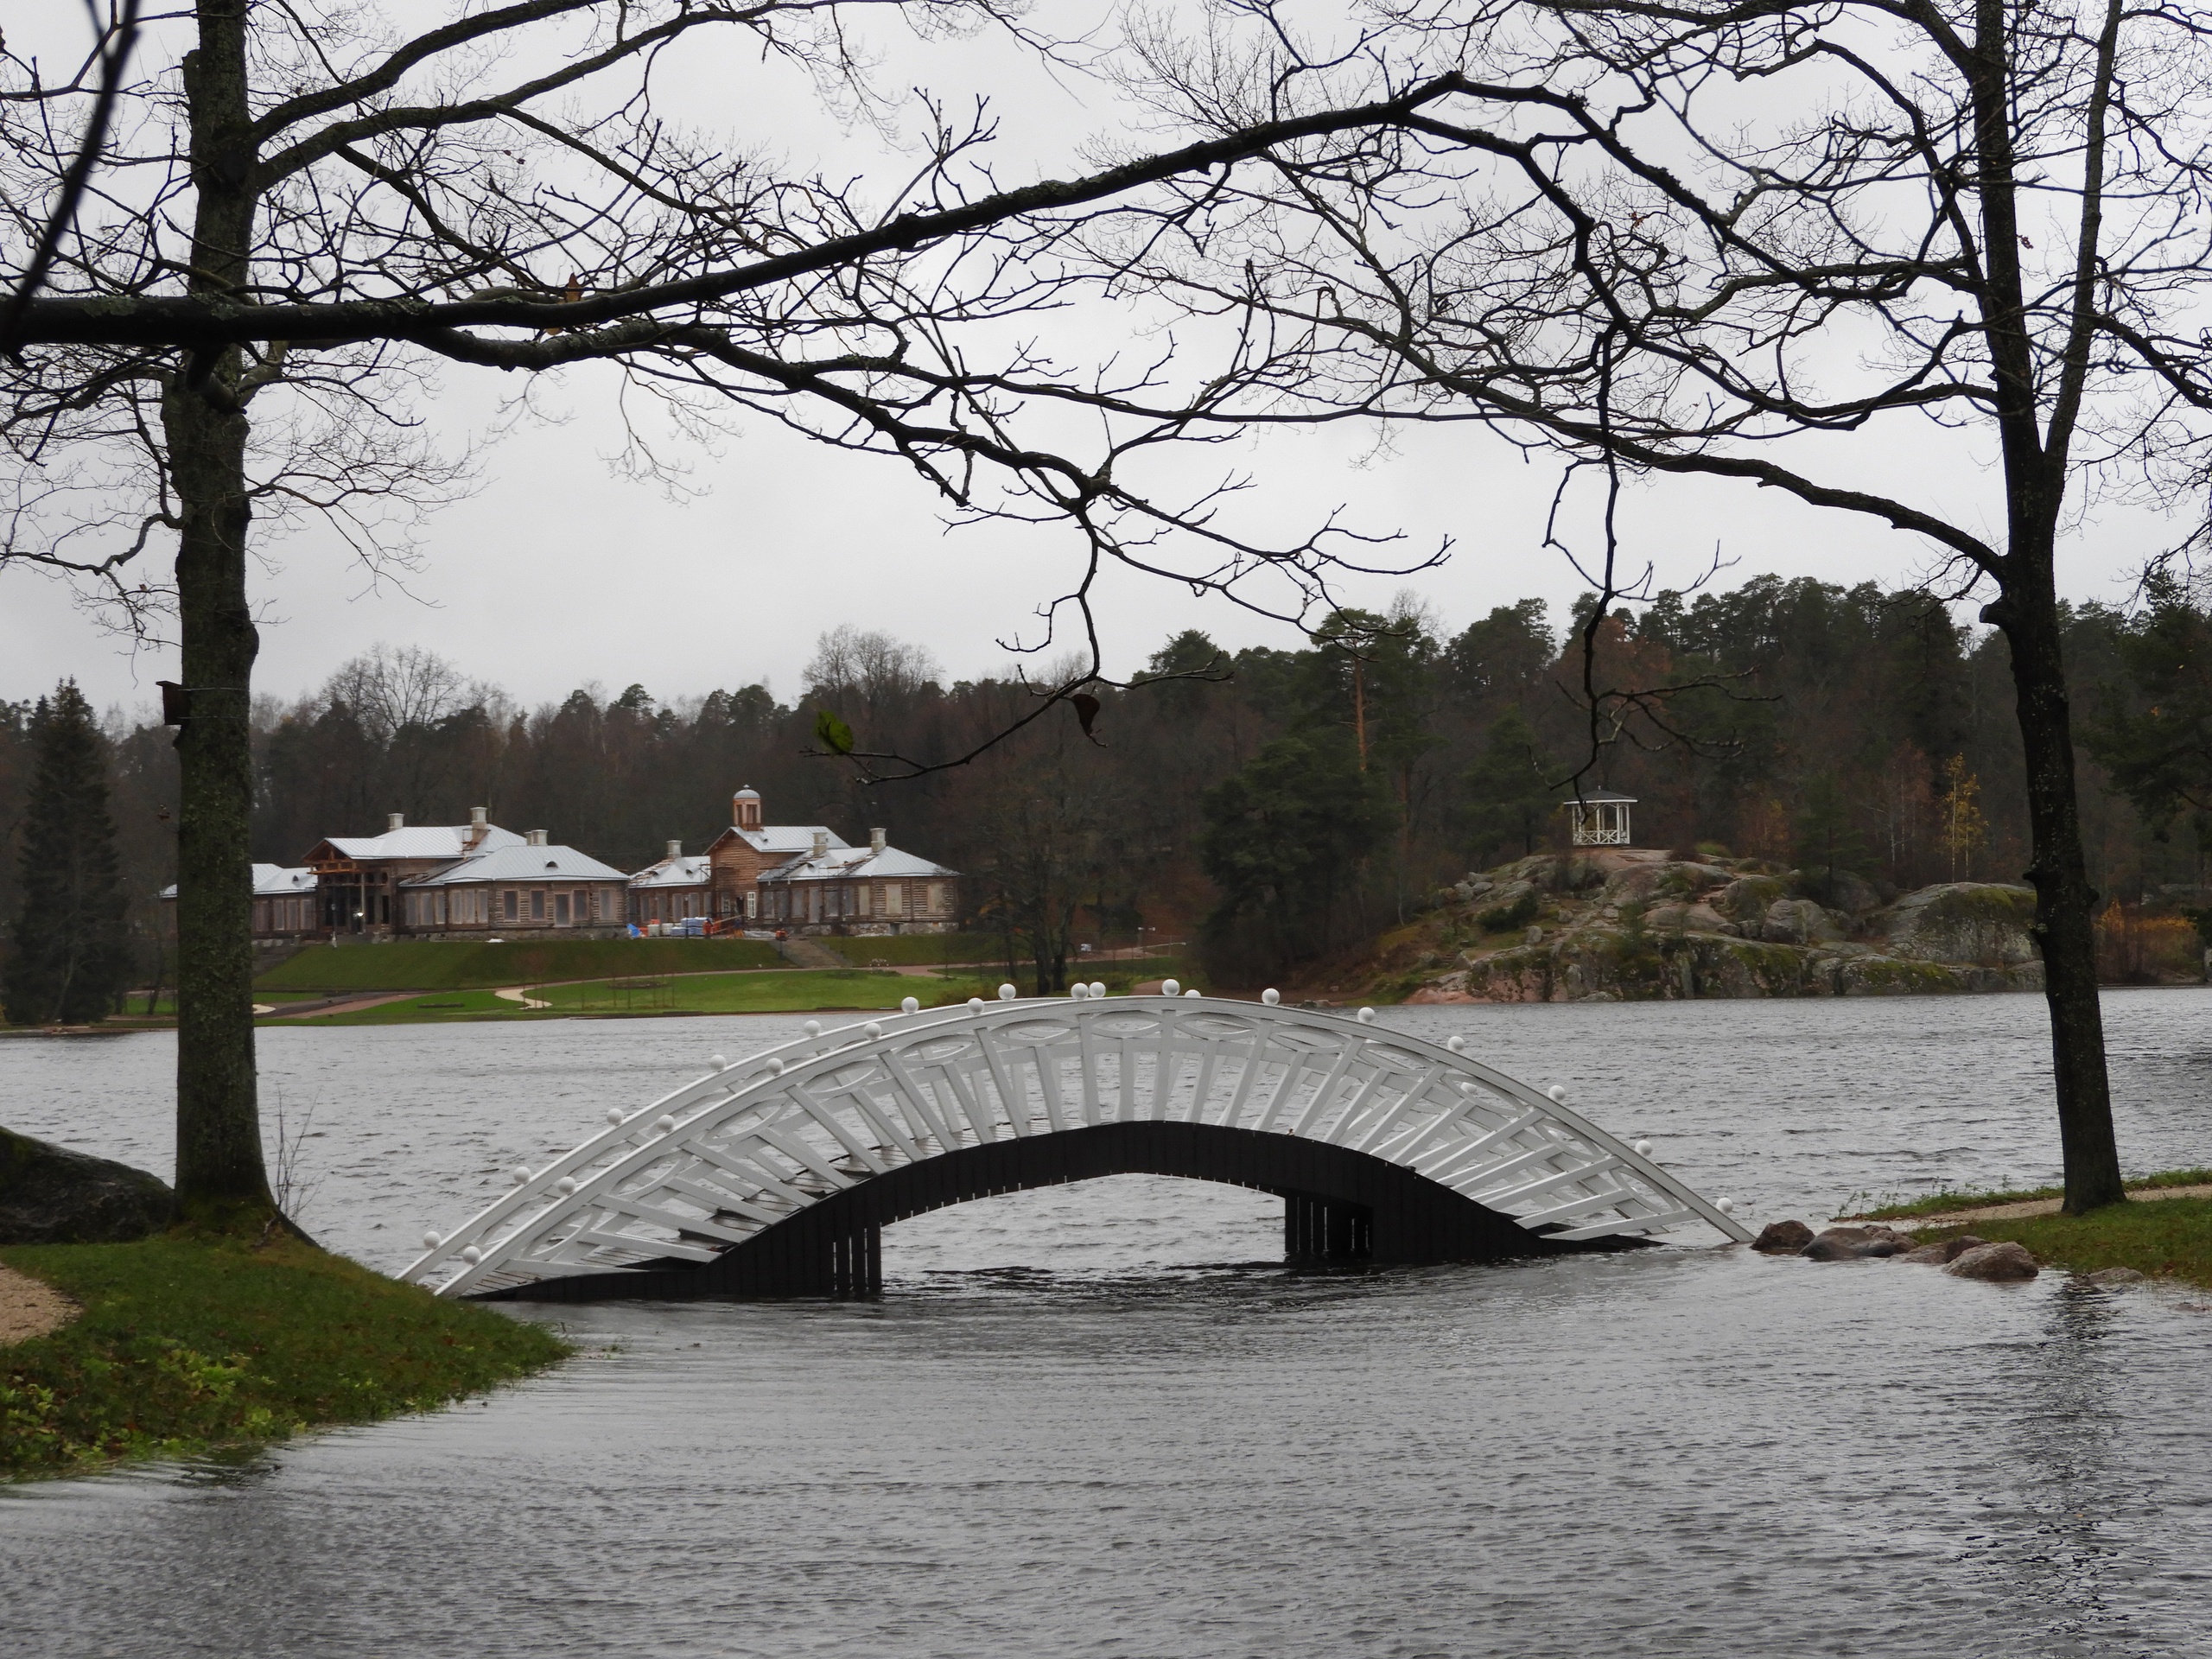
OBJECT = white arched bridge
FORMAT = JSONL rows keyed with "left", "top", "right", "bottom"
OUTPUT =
{"left": 405, "top": 992, "right": 1751, "bottom": 1300}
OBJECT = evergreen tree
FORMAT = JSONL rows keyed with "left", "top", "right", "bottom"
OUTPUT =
{"left": 1461, "top": 709, "right": 1559, "bottom": 864}
{"left": 4, "top": 683, "right": 130, "bottom": 1025}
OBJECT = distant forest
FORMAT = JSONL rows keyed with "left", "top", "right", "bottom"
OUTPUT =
{"left": 4, "top": 573, "right": 2209, "bottom": 982}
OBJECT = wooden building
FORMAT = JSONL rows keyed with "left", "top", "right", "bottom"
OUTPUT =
{"left": 397, "top": 830, "right": 629, "bottom": 934}
{"left": 627, "top": 841, "right": 713, "bottom": 925}
{"left": 302, "top": 809, "right": 518, "bottom": 936}
{"left": 159, "top": 864, "right": 321, "bottom": 944}
{"left": 702, "top": 787, "right": 958, "bottom": 933}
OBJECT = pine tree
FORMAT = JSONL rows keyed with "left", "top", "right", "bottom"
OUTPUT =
{"left": 1461, "top": 708, "right": 1559, "bottom": 865}
{"left": 3, "top": 683, "right": 130, "bottom": 1025}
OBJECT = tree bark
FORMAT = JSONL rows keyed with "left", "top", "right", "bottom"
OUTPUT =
{"left": 1986, "top": 543, "right": 2126, "bottom": 1214}
{"left": 167, "top": 0, "right": 275, "bottom": 1222}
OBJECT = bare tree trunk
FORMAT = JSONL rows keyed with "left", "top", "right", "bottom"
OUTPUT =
{"left": 1986, "top": 541, "right": 2126, "bottom": 1213}
{"left": 167, "top": 0, "right": 275, "bottom": 1223}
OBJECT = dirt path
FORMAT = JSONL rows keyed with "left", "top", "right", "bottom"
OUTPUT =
{"left": 1903, "top": 1183, "right": 2212, "bottom": 1227}
{"left": 0, "top": 1262, "right": 78, "bottom": 1345}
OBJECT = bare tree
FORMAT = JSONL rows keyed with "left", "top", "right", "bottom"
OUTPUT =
{"left": 1103, "top": 0, "right": 2212, "bottom": 1211}
{"left": 1, "top": 2, "right": 1471, "bottom": 1225}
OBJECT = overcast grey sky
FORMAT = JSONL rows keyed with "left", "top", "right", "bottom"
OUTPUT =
{"left": 1, "top": 2, "right": 2173, "bottom": 720}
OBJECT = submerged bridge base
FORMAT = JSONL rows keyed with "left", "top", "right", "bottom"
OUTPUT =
{"left": 478, "top": 1120, "right": 1611, "bottom": 1303}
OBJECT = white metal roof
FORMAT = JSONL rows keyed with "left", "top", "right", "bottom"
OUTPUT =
{"left": 402, "top": 845, "right": 630, "bottom": 887}
{"left": 760, "top": 844, "right": 957, "bottom": 884}
{"left": 159, "top": 863, "right": 316, "bottom": 901}
{"left": 628, "top": 855, "right": 712, "bottom": 889}
{"left": 1562, "top": 790, "right": 1637, "bottom": 804}
{"left": 320, "top": 823, "right": 525, "bottom": 861}
{"left": 726, "top": 824, "right": 849, "bottom": 855}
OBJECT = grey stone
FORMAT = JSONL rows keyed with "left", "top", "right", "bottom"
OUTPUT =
{"left": 1898, "top": 1235, "right": 1987, "bottom": 1265}
{"left": 1800, "top": 1223, "right": 1916, "bottom": 1261}
{"left": 1752, "top": 1219, "right": 1816, "bottom": 1254}
{"left": 2083, "top": 1266, "right": 2147, "bottom": 1286}
{"left": 1884, "top": 883, "right": 2040, "bottom": 964}
{"left": 0, "top": 1127, "right": 175, "bottom": 1245}
{"left": 1944, "top": 1241, "right": 2040, "bottom": 1282}
{"left": 1763, "top": 898, "right": 1847, "bottom": 944}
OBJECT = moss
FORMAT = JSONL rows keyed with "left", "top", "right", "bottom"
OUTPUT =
{"left": 1920, "top": 885, "right": 2037, "bottom": 928}
{"left": 1, "top": 1235, "right": 566, "bottom": 1479}
{"left": 1477, "top": 891, "right": 1540, "bottom": 932}
{"left": 1845, "top": 956, "right": 1958, "bottom": 995}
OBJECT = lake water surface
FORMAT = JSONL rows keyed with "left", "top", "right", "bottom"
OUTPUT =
{"left": 3, "top": 991, "right": 2209, "bottom": 1656}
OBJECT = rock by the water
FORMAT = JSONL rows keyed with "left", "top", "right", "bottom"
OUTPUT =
{"left": 1885, "top": 883, "right": 2039, "bottom": 964}
{"left": 1897, "top": 1234, "right": 1987, "bottom": 1265}
{"left": 1752, "top": 1219, "right": 1815, "bottom": 1254}
{"left": 0, "top": 1127, "right": 175, "bottom": 1244}
{"left": 1944, "top": 1241, "right": 2039, "bottom": 1282}
{"left": 1762, "top": 898, "right": 1847, "bottom": 944}
{"left": 1800, "top": 1224, "right": 1916, "bottom": 1261}
{"left": 2083, "top": 1265, "right": 2147, "bottom": 1286}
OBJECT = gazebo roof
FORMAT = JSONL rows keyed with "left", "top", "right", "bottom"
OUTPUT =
{"left": 1561, "top": 789, "right": 1637, "bottom": 804}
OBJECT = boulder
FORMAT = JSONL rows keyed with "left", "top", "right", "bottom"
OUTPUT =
{"left": 1884, "top": 883, "right": 2039, "bottom": 964}
{"left": 2082, "top": 1265, "right": 2147, "bottom": 1287}
{"left": 1800, "top": 1224, "right": 1916, "bottom": 1261}
{"left": 1898, "top": 1234, "right": 1987, "bottom": 1265}
{"left": 1762, "top": 898, "right": 1848, "bottom": 944}
{"left": 1944, "top": 1241, "right": 2040, "bottom": 1282}
{"left": 1807, "top": 869, "right": 1886, "bottom": 916}
{"left": 1752, "top": 1219, "right": 1816, "bottom": 1254}
{"left": 1715, "top": 875, "right": 1788, "bottom": 926}
{"left": 0, "top": 1128, "right": 175, "bottom": 1245}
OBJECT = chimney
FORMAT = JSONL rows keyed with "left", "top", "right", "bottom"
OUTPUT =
{"left": 666, "top": 839, "right": 682, "bottom": 861}
{"left": 467, "top": 805, "right": 487, "bottom": 848}
{"left": 387, "top": 812, "right": 404, "bottom": 832}
{"left": 528, "top": 829, "right": 548, "bottom": 847}
{"left": 870, "top": 827, "right": 887, "bottom": 855}
{"left": 811, "top": 829, "right": 829, "bottom": 859}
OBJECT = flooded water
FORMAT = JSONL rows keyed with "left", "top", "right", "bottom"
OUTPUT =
{"left": 3, "top": 991, "right": 2209, "bottom": 1656}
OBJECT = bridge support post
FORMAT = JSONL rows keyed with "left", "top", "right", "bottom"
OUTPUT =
{"left": 828, "top": 1223, "right": 881, "bottom": 1298}
{"left": 1285, "top": 1192, "right": 1372, "bottom": 1263}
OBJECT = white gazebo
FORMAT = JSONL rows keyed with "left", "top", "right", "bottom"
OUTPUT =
{"left": 1564, "top": 790, "right": 1637, "bottom": 847}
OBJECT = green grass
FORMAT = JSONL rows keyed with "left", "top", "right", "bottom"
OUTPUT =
{"left": 536, "top": 968, "right": 926, "bottom": 1014}
{"left": 1854, "top": 1167, "right": 2212, "bottom": 1220}
{"left": 1916, "top": 1196, "right": 2212, "bottom": 1289}
{"left": 256, "top": 937, "right": 781, "bottom": 993}
{"left": 819, "top": 932, "right": 1017, "bottom": 967}
{"left": 1, "top": 1235, "right": 566, "bottom": 1479}
{"left": 272, "top": 988, "right": 523, "bottom": 1023}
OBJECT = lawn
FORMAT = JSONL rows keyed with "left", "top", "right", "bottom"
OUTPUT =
{"left": 536, "top": 968, "right": 930, "bottom": 1014}
{"left": 1857, "top": 1167, "right": 2212, "bottom": 1220}
{"left": 256, "top": 937, "right": 781, "bottom": 993}
{"left": 272, "top": 988, "right": 524, "bottom": 1024}
{"left": 1, "top": 1235, "right": 565, "bottom": 1479}
{"left": 1916, "top": 1196, "right": 2212, "bottom": 1289}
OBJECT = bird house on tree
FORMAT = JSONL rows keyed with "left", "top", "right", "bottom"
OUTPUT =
{"left": 1564, "top": 790, "right": 1637, "bottom": 847}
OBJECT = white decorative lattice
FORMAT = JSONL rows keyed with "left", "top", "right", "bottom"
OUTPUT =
{"left": 404, "top": 996, "right": 1750, "bottom": 1296}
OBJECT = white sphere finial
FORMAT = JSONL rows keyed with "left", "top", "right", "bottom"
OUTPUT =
{"left": 423, "top": 1230, "right": 442, "bottom": 1250}
{"left": 709, "top": 1052, "right": 728, "bottom": 1071}
{"left": 968, "top": 996, "right": 985, "bottom": 1012}
{"left": 606, "top": 1107, "right": 624, "bottom": 1126}
{"left": 998, "top": 982, "right": 1017, "bottom": 1001}
{"left": 1161, "top": 978, "right": 1181, "bottom": 997}
{"left": 1071, "top": 983, "right": 1088, "bottom": 1000}
{"left": 1446, "top": 1034, "right": 1466, "bottom": 1053}
{"left": 1716, "top": 1197, "right": 1736, "bottom": 1214}
{"left": 556, "top": 1176, "right": 577, "bottom": 1196}
{"left": 901, "top": 995, "right": 920, "bottom": 1014}
{"left": 1547, "top": 1084, "right": 1568, "bottom": 1103}
{"left": 461, "top": 1245, "right": 482, "bottom": 1265}
{"left": 863, "top": 1021, "right": 883, "bottom": 1039}
{"left": 1633, "top": 1139, "right": 1653, "bottom": 1157}
{"left": 1262, "top": 988, "right": 1281, "bottom": 1006}
{"left": 654, "top": 1113, "right": 677, "bottom": 1134}
{"left": 511, "top": 1166, "right": 531, "bottom": 1185}
{"left": 1089, "top": 982, "right": 1105, "bottom": 997}
{"left": 1357, "top": 1007, "right": 1376, "bottom": 1024}
{"left": 804, "top": 1019, "right": 823, "bottom": 1037}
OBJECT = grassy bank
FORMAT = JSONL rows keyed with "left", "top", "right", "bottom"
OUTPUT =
{"left": 256, "top": 937, "right": 781, "bottom": 994}
{"left": 1858, "top": 1167, "right": 2212, "bottom": 1220}
{"left": 1915, "top": 1197, "right": 2212, "bottom": 1289}
{"left": 1, "top": 1235, "right": 566, "bottom": 1479}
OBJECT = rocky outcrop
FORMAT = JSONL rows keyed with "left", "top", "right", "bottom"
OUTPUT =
{"left": 1393, "top": 853, "right": 2050, "bottom": 1003}
{"left": 0, "top": 1128, "right": 175, "bottom": 1244}
{"left": 1897, "top": 1235, "right": 1987, "bottom": 1265}
{"left": 1884, "top": 882, "right": 2039, "bottom": 964}
{"left": 1943, "top": 1240, "right": 2040, "bottom": 1281}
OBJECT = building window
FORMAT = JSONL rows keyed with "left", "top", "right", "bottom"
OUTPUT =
{"left": 531, "top": 890, "right": 546, "bottom": 921}
{"left": 556, "top": 893, "right": 570, "bottom": 925}
{"left": 503, "top": 890, "right": 518, "bottom": 921}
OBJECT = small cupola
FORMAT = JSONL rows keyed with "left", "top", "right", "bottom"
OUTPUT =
{"left": 733, "top": 786, "right": 763, "bottom": 830}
